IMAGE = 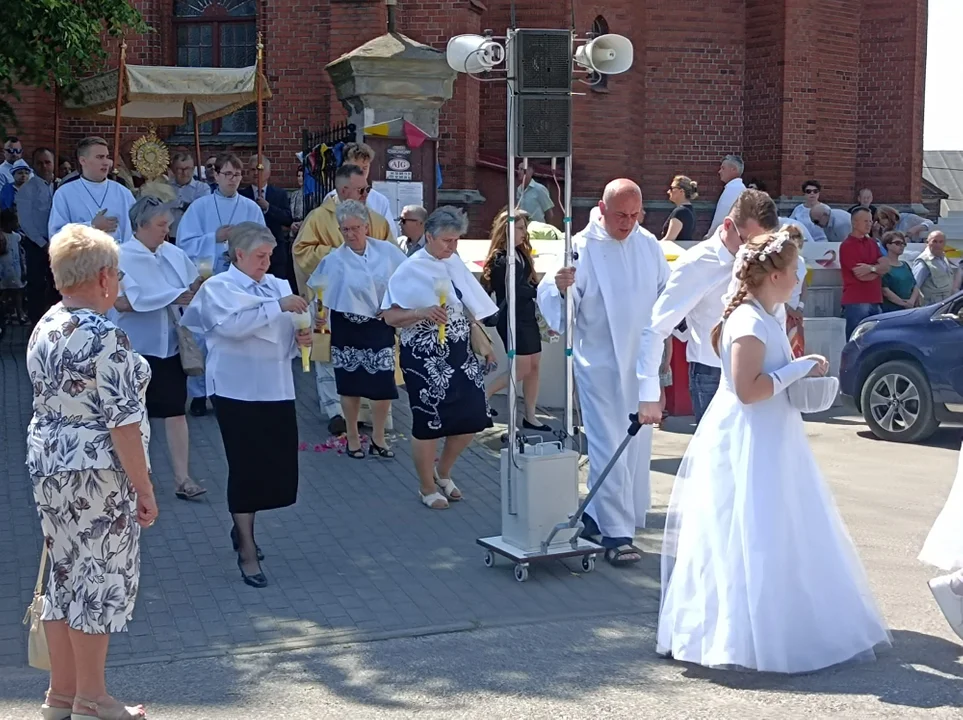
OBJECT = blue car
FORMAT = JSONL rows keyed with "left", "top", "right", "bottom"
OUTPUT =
{"left": 839, "top": 293, "right": 963, "bottom": 443}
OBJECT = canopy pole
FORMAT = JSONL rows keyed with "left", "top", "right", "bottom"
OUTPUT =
{"left": 53, "top": 83, "right": 61, "bottom": 177}
{"left": 112, "top": 40, "right": 127, "bottom": 179}
{"left": 256, "top": 33, "right": 264, "bottom": 198}
{"left": 193, "top": 112, "right": 203, "bottom": 182}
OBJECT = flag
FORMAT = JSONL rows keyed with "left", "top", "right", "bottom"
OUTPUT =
{"left": 363, "top": 122, "right": 392, "bottom": 137}
{"left": 403, "top": 119, "right": 431, "bottom": 148}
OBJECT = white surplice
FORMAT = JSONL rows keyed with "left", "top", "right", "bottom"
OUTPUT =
{"left": 180, "top": 264, "right": 299, "bottom": 402}
{"left": 113, "top": 240, "right": 199, "bottom": 359}
{"left": 175, "top": 191, "right": 265, "bottom": 274}
{"left": 537, "top": 219, "right": 670, "bottom": 540}
{"left": 48, "top": 176, "right": 136, "bottom": 243}
{"left": 308, "top": 238, "right": 407, "bottom": 317}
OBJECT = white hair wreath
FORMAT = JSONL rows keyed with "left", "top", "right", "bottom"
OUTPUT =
{"left": 733, "top": 229, "right": 793, "bottom": 277}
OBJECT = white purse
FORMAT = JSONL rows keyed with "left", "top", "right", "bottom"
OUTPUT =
{"left": 23, "top": 542, "right": 51, "bottom": 671}
{"left": 787, "top": 376, "right": 839, "bottom": 414}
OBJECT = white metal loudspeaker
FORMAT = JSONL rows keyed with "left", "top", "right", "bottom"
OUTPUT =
{"left": 574, "top": 33, "right": 634, "bottom": 75}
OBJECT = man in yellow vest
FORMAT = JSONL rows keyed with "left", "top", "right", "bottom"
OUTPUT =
{"left": 293, "top": 163, "right": 395, "bottom": 435}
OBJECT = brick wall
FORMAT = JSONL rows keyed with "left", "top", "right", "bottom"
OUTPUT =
{"left": 5, "top": 0, "right": 927, "bottom": 217}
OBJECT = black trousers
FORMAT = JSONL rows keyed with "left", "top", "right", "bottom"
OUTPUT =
{"left": 23, "top": 239, "right": 59, "bottom": 323}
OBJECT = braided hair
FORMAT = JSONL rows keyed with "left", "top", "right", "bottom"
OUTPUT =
{"left": 710, "top": 225, "right": 802, "bottom": 355}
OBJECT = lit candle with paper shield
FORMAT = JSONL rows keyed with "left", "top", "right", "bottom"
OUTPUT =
{"left": 434, "top": 277, "right": 448, "bottom": 345}
{"left": 291, "top": 311, "right": 312, "bottom": 372}
{"left": 196, "top": 258, "right": 213, "bottom": 280}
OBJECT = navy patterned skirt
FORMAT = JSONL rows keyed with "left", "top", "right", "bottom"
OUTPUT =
{"left": 330, "top": 310, "right": 398, "bottom": 401}
{"left": 399, "top": 310, "right": 493, "bottom": 441}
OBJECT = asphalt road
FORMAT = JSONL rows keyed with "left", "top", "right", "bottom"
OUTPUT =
{"left": 1, "top": 410, "right": 961, "bottom": 719}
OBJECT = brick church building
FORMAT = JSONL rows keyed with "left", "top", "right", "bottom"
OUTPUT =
{"left": 12, "top": 0, "right": 928, "bottom": 235}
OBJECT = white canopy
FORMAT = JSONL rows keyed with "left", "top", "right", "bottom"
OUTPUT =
{"left": 64, "top": 64, "right": 271, "bottom": 124}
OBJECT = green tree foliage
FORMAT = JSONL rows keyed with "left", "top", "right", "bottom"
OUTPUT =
{"left": 0, "top": 0, "right": 148, "bottom": 138}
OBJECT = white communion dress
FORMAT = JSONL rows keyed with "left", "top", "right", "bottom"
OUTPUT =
{"left": 657, "top": 300, "right": 891, "bottom": 673}
{"left": 918, "top": 444, "right": 963, "bottom": 573}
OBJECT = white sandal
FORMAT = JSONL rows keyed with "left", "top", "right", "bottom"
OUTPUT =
{"left": 420, "top": 491, "right": 449, "bottom": 509}
{"left": 433, "top": 469, "right": 462, "bottom": 501}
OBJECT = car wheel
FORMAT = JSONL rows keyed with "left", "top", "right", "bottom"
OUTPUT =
{"left": 859, "top": 359, "right": 939, "bottom": 443}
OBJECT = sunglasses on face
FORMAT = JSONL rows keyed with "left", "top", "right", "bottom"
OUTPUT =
{"left": 4, "top": 147, "right": 22, "bottom": 155}
{"left": 804, "top": 188, "right": 819, "bottom": 194}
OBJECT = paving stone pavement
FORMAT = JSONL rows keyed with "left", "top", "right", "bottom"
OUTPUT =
{"left": 0, "top": 325, "right": 659, "bottom": 668}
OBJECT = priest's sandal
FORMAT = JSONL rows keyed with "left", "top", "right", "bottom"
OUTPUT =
{"left": 174, "top": 478, "right": 207, "bottom": 501}
{"left": 605, "top": 545, "right": 643, "bottom": 567}
{"left": 368, "top": 441, "right": 395, "bottom": 458}
{"left": 420, "top": 491, "right": 449, "bottom": 509}
{"left": 433, "top": 468, "right": 462, "bottom": 501}
{"left": 40, "top": 690, "right": 73, "bottom": 720}
{"left": 237, "top": 556, "right": 268, "bottom": 588}
{"left": 71, "top": 696, "right": 146, "bottom": 719}
{"left": 230, "top": 525, "right": 264, "bottom": 561}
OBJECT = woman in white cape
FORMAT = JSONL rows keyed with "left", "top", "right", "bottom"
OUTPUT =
{"left": 307, "top": 200, "right": 407, "bottom": 459}
{"left": 181, "top": 222, "right": 310, "bottom": 588}
{"left": 381, "top": 206, "right": 497, "bottom": 509}
{"left": 919, "top": 451, "right": 963, "bottom": 641}
{"left": 658, "top": 227, "right": 891, "bottom": 673}
{"left": 113, "top": 196, "right": 206, "bottom": 501}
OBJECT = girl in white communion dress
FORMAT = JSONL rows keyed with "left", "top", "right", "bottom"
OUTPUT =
{"left": 657, "top": 227, "right": 892, "bottom": 673}
{"left": 919, "top": 447, "right": 963, "bottom": 642}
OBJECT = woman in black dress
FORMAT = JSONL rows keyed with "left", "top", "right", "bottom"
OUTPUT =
{"left": 181, "top": 223, "right": 312, "bottom": 588}
{"left": 480, "top": 208, "right": 549, "bottom": 431}
{"left": 661, "top": 175, "right": 699, "bottom": 242}
{"left": 382, "top": 207, "right": 498, "bottom": 509}
{"left": 308, "top": 200, "right": 407, "bottom": 459}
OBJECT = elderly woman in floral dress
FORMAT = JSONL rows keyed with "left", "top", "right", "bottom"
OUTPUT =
{"left": 27, "top": 224, "right": 157, "bottom": 720}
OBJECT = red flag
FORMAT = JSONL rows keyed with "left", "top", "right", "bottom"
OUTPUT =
{"left": 403, "top": 120, "right": 430, "bottom": 149}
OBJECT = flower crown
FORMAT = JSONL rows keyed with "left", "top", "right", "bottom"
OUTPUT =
{"left": 733, "top": 229, "right": 793, "bottom": 277}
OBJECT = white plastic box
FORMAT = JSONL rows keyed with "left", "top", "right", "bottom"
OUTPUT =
{"left": 500, "top": 441, "right": 581, "bottom": 553}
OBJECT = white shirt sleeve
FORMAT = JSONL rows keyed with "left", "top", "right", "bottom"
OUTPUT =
{"left": 708, "top": 179, "right": 745, "bottom": 235}
{"left": 48, "top": 185, "right": 74, "bottom": 240}
{"left": 637, "top": 257, "right": 711, "bottom": 402}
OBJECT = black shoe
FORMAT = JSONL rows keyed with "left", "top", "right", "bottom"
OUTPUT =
{"left": 523, "top": 418, "right": 552, "bottom": 432}
{"left": 190, "top": 397, "right": 208, "bottom": 417}
{"left": 328, "top": 415, "right": 347, "bottom": 435}
{"left": 230, "top": 526, "right": 264, "bottom": 561}
{"left": 237, "top": 557, "right": 268, "bottom": 588}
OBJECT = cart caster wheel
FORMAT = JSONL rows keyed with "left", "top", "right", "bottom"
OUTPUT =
{"left": 581, "top": 555, "right": 596, "bottom": 573}
{"left": 514, "top": 564, "right": 529, "bottom": 583}
{"left": 484, "top": 550, "right": 495, "bottom": 568}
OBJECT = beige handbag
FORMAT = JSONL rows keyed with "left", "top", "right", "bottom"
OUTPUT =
{"left": 23, "top": 542, "right": 50, "bottom": 671}
{"left": 168, "top": 307, "right": 204, "bottom": 376}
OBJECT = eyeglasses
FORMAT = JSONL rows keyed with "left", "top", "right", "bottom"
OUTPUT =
{"left": 4, "top": 147, "right": 22, "bottom": 155}
{"left": 218, "top": 171, "right": 243, "bottom": 179}
{"left": 361, "top": 186, "right": 371, "bottom": 196}
{"left": 888, "top": 240, "right": 906, "bottom": 247}
{"left": 804, "top": 188, "right": 819, "bottom": 194}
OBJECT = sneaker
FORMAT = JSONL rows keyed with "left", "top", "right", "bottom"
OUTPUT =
{"left": 928, "top": 574, "right": 963, "bottom": 642}
{"left": 327, "top": 415, "right": 347, "bottom": 435}
{"left": 190, "top": 397, "right": 208, "bottom": 417}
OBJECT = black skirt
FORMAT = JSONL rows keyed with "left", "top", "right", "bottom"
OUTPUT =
{"left": 330, "top": 310, "right": 399, "bottom": 401}
{"left": 211, "top": 395, "right": 299, "bottom": 514}
{"left": 144, "top": 354, "right": 187, "bottom": 418}
{"left": 496, "top": 311, "right": 542, "bottom": 357}
{"left": 399, "top": 312, "right": 493, "bottom": 440}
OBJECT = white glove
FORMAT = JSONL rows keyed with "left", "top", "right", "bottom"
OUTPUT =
{"left": 769, "top": 358, "right": 817, "bottom": 395}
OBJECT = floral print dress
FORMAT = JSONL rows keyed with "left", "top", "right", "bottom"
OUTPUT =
{"left": 26, "top": 304, "right": 151, "bottom": 633}
{"left": 398, "top": 292, "right": 493, "bottom": 441}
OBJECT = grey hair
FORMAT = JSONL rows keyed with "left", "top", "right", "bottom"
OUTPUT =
{"left": 170, "top": 151, "right": 194, "bottom": 165}
{"left": 401, "top": 204, "right": 427, "bottom": 222}
{"left": 48, "top": 224, "right": 119, "bottom": 292}
{"left": 722, "top": 154, "right": 744, "bottom": 175}
{"left": 425, "top": 205, "right": 469, "bottom": 238}
{"left": 335, "top": 199, "right": 370, "bottom": 227}
{"left": 249, "top": 154, "right": 271, "bottom": 171}
{"left": 227, "top": 221, "right": 276, "bottom": 262}
{"left": 129, "top": 196, "right": 174, "bottom": 232}
{"left": 810, "top": 202, "right": 831, "bottom": 220}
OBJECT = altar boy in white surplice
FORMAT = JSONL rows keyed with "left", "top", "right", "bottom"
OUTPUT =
{"left": 537, "top": 179, "right": 670, "bottom": 566}
{"left": 48, "top": 136, "right": 135, "bottom": 244}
